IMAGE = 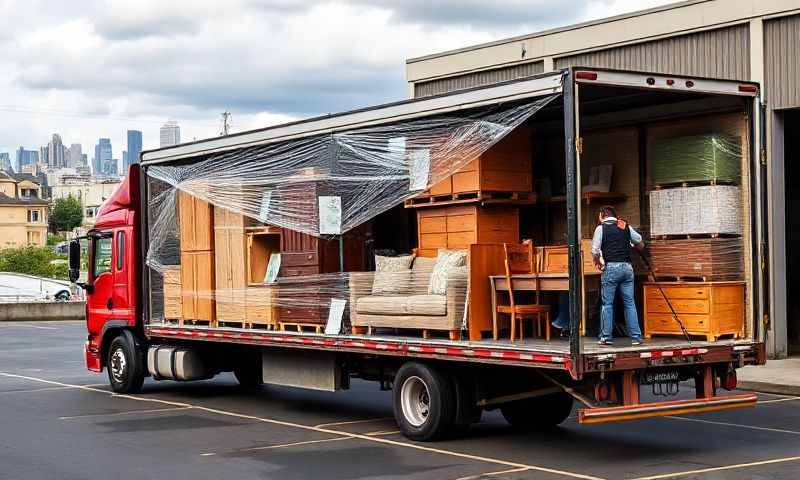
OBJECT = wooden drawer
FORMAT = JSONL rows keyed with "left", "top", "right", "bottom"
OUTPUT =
{"left": 645, "top": 285, "right": 708, "bottom": 300}
{"left": 246, "top": 286, "right": 277, "bottom": 325}
{"left": 419, "top": 216, "right": 447, "bottom": 233}
{"left": 279, "top": 306, "right": 323, "bottom": 322}
{"left": 281, "top": 251, "right": 319, "bottom": 268}
{"left": 279, "top": 265, "right": 320, "bottom": 277}
{"left": 646, "top": 313, "right": 710, "bottom": 333}
{"left": 447, "top": 231, "right": 476, "bottom": 249}
{"left": 646, "top": 298, "right": 710, "bottom": 315}
{"left": 446, "top": 214, "right": 477, "bottom": 232}
{"left": 417, "top": 248, "right": 439, "bottom": 258}
{"left": 481, "top": 170, "right": 531, "bottom": 192}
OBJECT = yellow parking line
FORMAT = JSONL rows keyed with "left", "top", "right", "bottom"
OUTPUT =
{"left": 630, "top": 455, "right": 800, "bottom": 480}
{"left": 453, "top": 467, "right": 531, "bottom": 480}
{"left": 59, "top": 406, "right": 191, "bottom": 420}
{"left": 757, "top": 396, "right": 800, "bottom": 404}
{"left": 314, "top": 417, "right": 394, "bottom": 428}
{"left": 664, "top": 415, "right": 800, "bottom": 435}
{"left": 0, "top": 372, "right": 605, "bottom": 480}
{"left": 0, "top": 386, "right": 74, "bottom": 395}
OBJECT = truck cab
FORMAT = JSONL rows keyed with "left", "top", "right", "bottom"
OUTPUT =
{"left": 70, "top": 165, "right": 141, "bottom": 382}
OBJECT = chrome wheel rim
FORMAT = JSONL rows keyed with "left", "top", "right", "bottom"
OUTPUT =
{"left": 400, "top": 376, "right": 430, "bottom": 427}
{"left": 110, "top": 347, "right": 127, "bottom": 383}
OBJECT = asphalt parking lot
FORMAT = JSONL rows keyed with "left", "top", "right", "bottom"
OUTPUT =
{"left": 1, "top": 321, "right": 799, "bottom": 480}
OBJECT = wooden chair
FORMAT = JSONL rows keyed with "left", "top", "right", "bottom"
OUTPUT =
{"left": 496, "top": 241, "right": 551, "bottom": 342}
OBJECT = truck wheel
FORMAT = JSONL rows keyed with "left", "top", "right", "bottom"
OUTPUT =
{"left": 234, "top": 364, "right": 263, "bottom": 388}
{"left": 107, "top": 331, "right": 145, "bottom": 394}
{"left": 500, "top": 392, "right": 573, "bottom": 431}
{"left": 393, "top": 362, "right": 455, "bottom": 441}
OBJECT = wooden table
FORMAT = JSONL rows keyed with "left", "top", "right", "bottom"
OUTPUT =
{"left": 490, "top": 272, "right": 601, "bottom": 338}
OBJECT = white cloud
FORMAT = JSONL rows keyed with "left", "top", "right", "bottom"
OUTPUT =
{"left": 0, "top": 0, "right": 680, "bottom": 170}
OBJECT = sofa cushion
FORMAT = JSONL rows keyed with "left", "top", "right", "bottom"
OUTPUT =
{"left": 356, "top": 294, "right": 447, "bottom": 316}
{"left": 372, "top": 255, "right": 414, "bottom": 295}
{"left": 428, "top": 249, "right": 467, "bottom": 295}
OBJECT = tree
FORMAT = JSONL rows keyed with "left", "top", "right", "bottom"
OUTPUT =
{"left": 49, "top": 195, "right": 83, "bottom": 233}
{"left": 0, "top": 246, "right": 68, "bottom": 280}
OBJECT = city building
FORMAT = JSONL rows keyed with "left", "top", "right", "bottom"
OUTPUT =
{"left": 50, "top": 174, "right": 121, "bottom": 226}
{"left": 405, "top": 0, "right": 800, "bottom": 358}
{"left": 93, "top": 138, "right": 113, "bottom": 176}
{"left": 46, "top": 134, "right": 67, "bottom": 168}
{"left": 127, "top": 129, "right": 142, "bottom": 167}
{"left": 0, "top": 170, "right": 48, "bottom": 247}
{"left": 68, "top": 143, "right": 85, "bottom": 169}
{"left": 15, "top": 147, "right": 39, "bottom": 172}
{"left": 0, "top": 153, "right": 12, "bottom": 172}
{"left": 160, "top": 121, "right": 180, "bottom": 147}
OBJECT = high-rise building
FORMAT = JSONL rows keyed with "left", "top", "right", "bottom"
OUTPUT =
{"left": 94, "top": 138, "right": 113, "bottom": 176}
{"left": 126, "top": 129, "right": 142, "bottom": 167}
{"left": 15, "top": 147, "right": 39, "bottom": 171}
{"left": 0, "top": 152, "right": 12, "bottom": 172}
{"left": 46, "top": 134, "right": 67, "bottom": 168}
{"left": 122, "top": 151, "right": 128, "bottom": 170}
{"left": 68, "top": 143, "right": 84, "bottom": 168}
{"left": 160, "top": 121, "right": 180, "bottom": 147}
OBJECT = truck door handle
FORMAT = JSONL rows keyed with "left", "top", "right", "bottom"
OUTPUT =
{"left": 107, "top": 298, "right": 113, "bottom": 310}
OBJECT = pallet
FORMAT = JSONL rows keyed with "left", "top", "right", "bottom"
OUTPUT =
{"left": 352, "top": 326, "right": 461, "bottom": 341}
{"left": 651, "top": 233, "right": 740, "bottom": 240}
{"left": 279, "top": 322, "right": 324, "bottom": 333}
{"left": 180, "top": 319, "right": 216, "bottom": 327}
{"left": 218, "top": 320, "right": 276, "bottom": 330}
{"left": 404, "top": 191, "right": 535, "bottom": 208}
{"left": 649, "top": 274, "right": 743, "bottom": 283}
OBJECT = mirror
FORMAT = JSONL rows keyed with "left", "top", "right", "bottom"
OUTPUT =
{"left": 68, "top": 239, "right": 81, "bottom": 283}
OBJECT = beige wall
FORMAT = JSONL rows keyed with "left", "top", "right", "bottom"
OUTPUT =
{"left": 51, "top": 181, "right": 120, "bottom": 225}
{"left": 0, "top": 179, "right": 16, "bottom": 197}
{"left": 0, "top": 205, "right": 48, "bottom": 248}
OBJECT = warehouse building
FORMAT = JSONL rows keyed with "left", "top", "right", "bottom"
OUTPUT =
{"left": 405, "top": 0, "right": 800, "bottom": 358}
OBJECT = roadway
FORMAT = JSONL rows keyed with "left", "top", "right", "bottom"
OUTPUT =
{"left": 0, "top": 321, "right": 798, "bottom": 480}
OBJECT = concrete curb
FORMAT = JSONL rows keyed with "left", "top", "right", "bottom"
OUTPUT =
{"left": 737, "top": 381, "right": 800, "bottom": 397}
{"left": 0, "top": 301, "right": 86, "bottom": 322}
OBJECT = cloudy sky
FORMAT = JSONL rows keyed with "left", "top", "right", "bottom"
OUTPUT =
{"left": 0, "top": 0, "right": 678, "bottom": 170}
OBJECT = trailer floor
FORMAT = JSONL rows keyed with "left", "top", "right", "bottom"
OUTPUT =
{"left": 2, "top": 321, "right": 797, "bottom": 480}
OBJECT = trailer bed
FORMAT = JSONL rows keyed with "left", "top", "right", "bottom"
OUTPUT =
{"left": 146, "top": 324, "right": 763, "bottom": 375}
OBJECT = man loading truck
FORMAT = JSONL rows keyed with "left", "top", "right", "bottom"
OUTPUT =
{"left": 592, "top": 206, "right": 645, "bottom": 346}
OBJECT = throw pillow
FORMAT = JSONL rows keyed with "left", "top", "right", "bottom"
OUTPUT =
{"left": 372, "top": 255, "right": 414, "bottom": 295}
{"left": 428, "top": 249, "right": 467, "bottom": 295}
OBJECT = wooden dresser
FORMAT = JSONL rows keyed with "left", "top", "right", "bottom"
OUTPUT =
{"left": 643, "top": 282, "right": 745, "bottom": 342}
{"left": 416, "top": 205, "right": 519, "bottom": 258}
{"left": 178, "top": 192, "right": 216, "bottom": 325}
{"left": 426, "top": 126, "right": 532, "bottom": 196}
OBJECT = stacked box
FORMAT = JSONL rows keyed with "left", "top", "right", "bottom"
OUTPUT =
{"left": 651, "top": 134, "right": 741, "bottom": 185}
{"left": 648, "top": 238, "right": 744, "bottom": 281}
{"left": 649, "top": 185, "right": 740, "bottom": 236}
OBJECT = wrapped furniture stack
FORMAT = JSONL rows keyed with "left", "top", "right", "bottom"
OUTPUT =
{"left": 644, "top": 133, "right": 745, "bottom": 341}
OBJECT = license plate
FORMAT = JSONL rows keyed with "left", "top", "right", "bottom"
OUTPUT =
{"left": 641, "top": 369, "right": 680, "bottom": 385}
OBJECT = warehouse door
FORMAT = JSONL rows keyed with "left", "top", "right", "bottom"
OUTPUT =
{"left": 784, "top": 109, "right": 800, "bottom": 355}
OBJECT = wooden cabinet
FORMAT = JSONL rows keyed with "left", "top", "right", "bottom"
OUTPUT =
{"left": 178, "top": 192, "right": 215, "bottom": 324}
{"left": 162, "top": 266, "right": 182, "bottom": 321}
{"left": 416, "top": 205, "right": 519, "bottom": 258}
{"left": 643, "top": 282, "right": 744, "bottom": 341}
{"left": 424, "top": 126, "right": 532, "bottom": 196}
{"left": 180, "top": 251, "right": 216, "bottom": 323}
{"left": 214, "top": 208, "right": 248, "bottom": 323}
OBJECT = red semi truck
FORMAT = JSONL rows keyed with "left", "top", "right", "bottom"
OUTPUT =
{"left": 69, "top": 68, "right": 767, "bottom": 441}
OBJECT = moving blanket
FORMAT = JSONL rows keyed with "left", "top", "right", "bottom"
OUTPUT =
{"left": 650, "top": 134, "right": 741, "bottom": 186}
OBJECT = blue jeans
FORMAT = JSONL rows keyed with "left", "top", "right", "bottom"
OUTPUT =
{"left": 600, "top": 262, "right": 642, "bottom": 341}
{"left": 552, "top": 293, "right": 570, "bottom": 330}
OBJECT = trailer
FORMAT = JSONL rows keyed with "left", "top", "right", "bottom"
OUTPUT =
{"left": 69, "top": 67, "right": 767, "bottom": 441}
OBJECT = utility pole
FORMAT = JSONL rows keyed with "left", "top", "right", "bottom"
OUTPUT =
{"left": 220, "top": 111, "right": 232, "bottom": 136}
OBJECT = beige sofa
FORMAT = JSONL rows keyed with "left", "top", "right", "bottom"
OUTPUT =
{"left": 349, "top": 256, "right": 468, "bottom": 337}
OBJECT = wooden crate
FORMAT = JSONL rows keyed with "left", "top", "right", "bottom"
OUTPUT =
{"left": 416, "top": 205, "right": 519, "bottom": 258}
{"left": 162, "top": 266, "right": 182, "bottom": 320}
{"left": 648, "top": 238, "right": 743, "bottom": 281}
{"left": 178, "top": 191, "right": 214, "bottom": 251}
{"left": 180, "top": 250, "right": 216, "bottom": 325}
{"left": 423, "top": 126, "right": 532, "bottom": 196}
{"left": 643, "top": 281, "right": 745, "bottom": 342}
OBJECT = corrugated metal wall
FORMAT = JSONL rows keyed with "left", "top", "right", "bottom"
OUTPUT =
{"left": 413, "top": 61, "right": 544, "bottom": 98}
{"left": 555, "top": 24, "right": 750, "bottom": 81}
{"left": 765, "top": 14, "right": 800, "bottom": 109}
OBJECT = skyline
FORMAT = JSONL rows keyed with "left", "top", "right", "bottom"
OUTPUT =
{"left": 0, "top": 0, "right": 677, "bottom": 165}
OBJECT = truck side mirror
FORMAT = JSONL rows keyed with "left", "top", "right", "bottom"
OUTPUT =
{"left": 68, "top": 239, "right": 81, "bottom": 283}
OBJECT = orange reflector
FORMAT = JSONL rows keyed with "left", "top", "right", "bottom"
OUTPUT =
{"left": 578, "top": 393, "right": 757, "bottom": 425}
{"left": 576, "top": 71, "right": 598, "bottom": 80}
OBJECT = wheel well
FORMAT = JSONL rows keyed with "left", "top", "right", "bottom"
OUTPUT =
{"left": 100, "top": 327, "right": 138, "bottom": 368}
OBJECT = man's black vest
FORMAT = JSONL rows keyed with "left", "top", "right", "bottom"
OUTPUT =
{"left": 601, "top": 221, "right": 632, "bottom": 263}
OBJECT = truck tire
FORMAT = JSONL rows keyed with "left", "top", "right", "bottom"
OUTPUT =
{"left": 393, "top": 362, "right": 455, "bottom": 441}
{"left": 233, "top": 363, "right": 263, "bottom": 388}
{"left": 107, "top": 331, "right": 145, "bottom": 394}
{"left": 500, "top": 392, "right": 573, "bottom": 431}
